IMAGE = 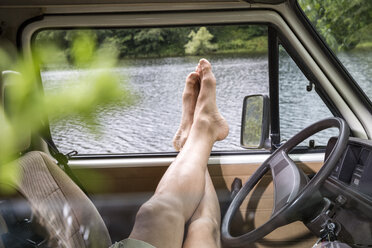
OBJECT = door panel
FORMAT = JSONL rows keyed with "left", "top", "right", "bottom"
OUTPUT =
{"left": 211, "top": 161, "right": 320, "bottom": 247}
{"left": 71, "top": 155, "right": 322, "bottom": 246}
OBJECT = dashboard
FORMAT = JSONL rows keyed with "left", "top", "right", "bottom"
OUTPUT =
{"left": 331, "top": 138, "right": 372, "bottom": 199}
{"left": 319, "top": 137, "right": 372, "bottom": 247}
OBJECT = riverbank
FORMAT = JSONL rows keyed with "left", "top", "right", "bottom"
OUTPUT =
{"left": 355, "top": 42, "right": 372, "bottom": 51}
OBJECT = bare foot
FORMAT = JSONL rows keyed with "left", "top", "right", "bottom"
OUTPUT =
{"left": 173, "top": 72, "right": 200, "bottom": 151}
{"left": 193, "top": 59, "right": 229, "bottom": 142}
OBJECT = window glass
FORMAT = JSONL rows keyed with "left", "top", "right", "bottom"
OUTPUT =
{"left": 279, "top": 46, "right": 338, "bottom": 146}
{"left": 34, "top": 25, "right": 269, "bottom": 154}
{"left": 298, "top": 0, "right": 372, "bottom": 101}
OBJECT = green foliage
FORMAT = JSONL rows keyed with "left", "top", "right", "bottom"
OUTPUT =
{"left": 133, "top": 28, "right": 164, "bottom": 55}
{"left": 217, "top": 36, "right": 268, "bottom": 54}
{"left": 35, "top": 25, "right": 268, "bottom": 59}
{"left": 184, "top": 27, "right": 218, "bottom": 55}
{"left": 298, "top": 0, "right": 372, "bottom": 51}
{"left": 0, "top": 32, "right": 134, "bottom": 192}
{"left": 209, "top": 25, "right": 266, "bottom": 43}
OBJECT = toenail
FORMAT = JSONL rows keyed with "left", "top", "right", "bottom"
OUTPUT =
{"left": 188, "top": 73, "right": 198, "bottom": 80}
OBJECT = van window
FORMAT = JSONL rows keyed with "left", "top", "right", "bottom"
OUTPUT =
{"left": 34, "top": 25, "right": 269, "bottom": 154}
{"left": 298, "top": 0, "right": 372, "bottom": 101}
{"left": 279, "top": 46, "right": 338, "bottom": 146}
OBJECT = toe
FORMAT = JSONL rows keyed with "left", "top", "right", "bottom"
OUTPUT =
{"left": 199, "top": 59, "right": 215, "bottom": 88}
{"left": 199, "top": 59, "right": 212, "bottom": 72}
{"left": 184, "top": 72, "right": 199, "bottom": 99}
{"left": 186, "top": 72, "right": 199, "bottom": 85}
{"left": 199, "top": 59, "right": 213, "bottom": 77}
{"left": 183, "top": 72, "right": 200, "bottom": 106}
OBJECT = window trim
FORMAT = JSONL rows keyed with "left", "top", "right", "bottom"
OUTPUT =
{"left": 68, "top": 152, "right": 325, "bottom": 168}
{"left": 19, "top": 9, "right": 367, "bottom": 156}
{"left": 268, "top": 26, "right": 280, "bottom": 149}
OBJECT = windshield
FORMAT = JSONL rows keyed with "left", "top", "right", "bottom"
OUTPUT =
{"left": 298, "top": 0, "right": 372, "bottom": 101}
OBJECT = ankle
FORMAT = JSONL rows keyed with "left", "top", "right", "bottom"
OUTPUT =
{"left": 191, "top": 117, "right": 217, "bottom": 140}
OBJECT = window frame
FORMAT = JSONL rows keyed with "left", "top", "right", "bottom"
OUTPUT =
{"left": 268, "top": 25, "right": 342, "bottom": 150}
{"left": 20, "top": 8, "right": 367, "bottom": 158}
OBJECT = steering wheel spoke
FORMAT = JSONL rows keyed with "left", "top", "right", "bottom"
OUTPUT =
{"left": 270, "top": 151, "right": 309, "bottom": 215}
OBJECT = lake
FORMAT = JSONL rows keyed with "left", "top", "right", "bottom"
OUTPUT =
{"left": 41, "top": 50, "right": 371, "bottom": 154}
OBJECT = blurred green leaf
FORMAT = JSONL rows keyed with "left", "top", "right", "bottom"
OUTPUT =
{"left": 0, "top": 32, "right": 135, "bottom": 193}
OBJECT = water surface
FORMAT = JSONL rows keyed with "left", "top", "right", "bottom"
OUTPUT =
{"left": 41, "top": 51, "right": 371, "bottom": 154}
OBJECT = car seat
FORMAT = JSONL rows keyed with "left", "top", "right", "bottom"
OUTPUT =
{"left": 0, "top": 71, "right": 112, "bottom": 247}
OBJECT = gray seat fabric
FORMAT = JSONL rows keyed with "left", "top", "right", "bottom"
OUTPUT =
{"left": 13, "top": 151, "right": 112, "bottom": 248}
{"left": 1, "top": 71, "right": 112, "bottom": 247}
{"left": 1, "top": 70, "right": 112, "bottom": 247}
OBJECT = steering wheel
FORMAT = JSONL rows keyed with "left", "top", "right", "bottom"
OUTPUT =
{"left": 221, "top": 117, "right": 349, "bottom": 247}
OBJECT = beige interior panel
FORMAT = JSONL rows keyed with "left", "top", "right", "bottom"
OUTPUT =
{"left": 72, "top": 160, "right": 322, "bottom": 246}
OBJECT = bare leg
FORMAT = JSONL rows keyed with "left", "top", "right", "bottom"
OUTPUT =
{"left": 129, "top": 59, "right": 228, "bottom": 248}
{"left": 183, "top": 170, "right": 222, "bottom": 248}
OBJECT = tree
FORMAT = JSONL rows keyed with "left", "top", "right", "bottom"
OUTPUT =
{"left": 133, "top": 28, "right": 165, "bottom": 55}
{"left": 298, "top": 0, "right": 372, "bottom": 51}
{"left": 184, "top": 27, "right": 218, "bottom": 55}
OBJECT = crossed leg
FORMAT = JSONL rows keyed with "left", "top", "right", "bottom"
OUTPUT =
{"left": 129, "top": 59, "right": 228, "bottom": 248}
{"left": 183, "top": 170, "right": 222, "bottom": 248}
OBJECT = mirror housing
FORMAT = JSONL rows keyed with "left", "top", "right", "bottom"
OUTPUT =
{"left": 240, "top": 94, "right": 270, "bottom": 149}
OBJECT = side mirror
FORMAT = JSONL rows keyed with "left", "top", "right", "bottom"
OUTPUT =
{"left": 240, "top": 94, "right": 270, "bottom": 149}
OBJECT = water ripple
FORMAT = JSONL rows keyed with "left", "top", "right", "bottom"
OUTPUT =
{"left": 41, "top": 52, "right": 371, "bottom": 154}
